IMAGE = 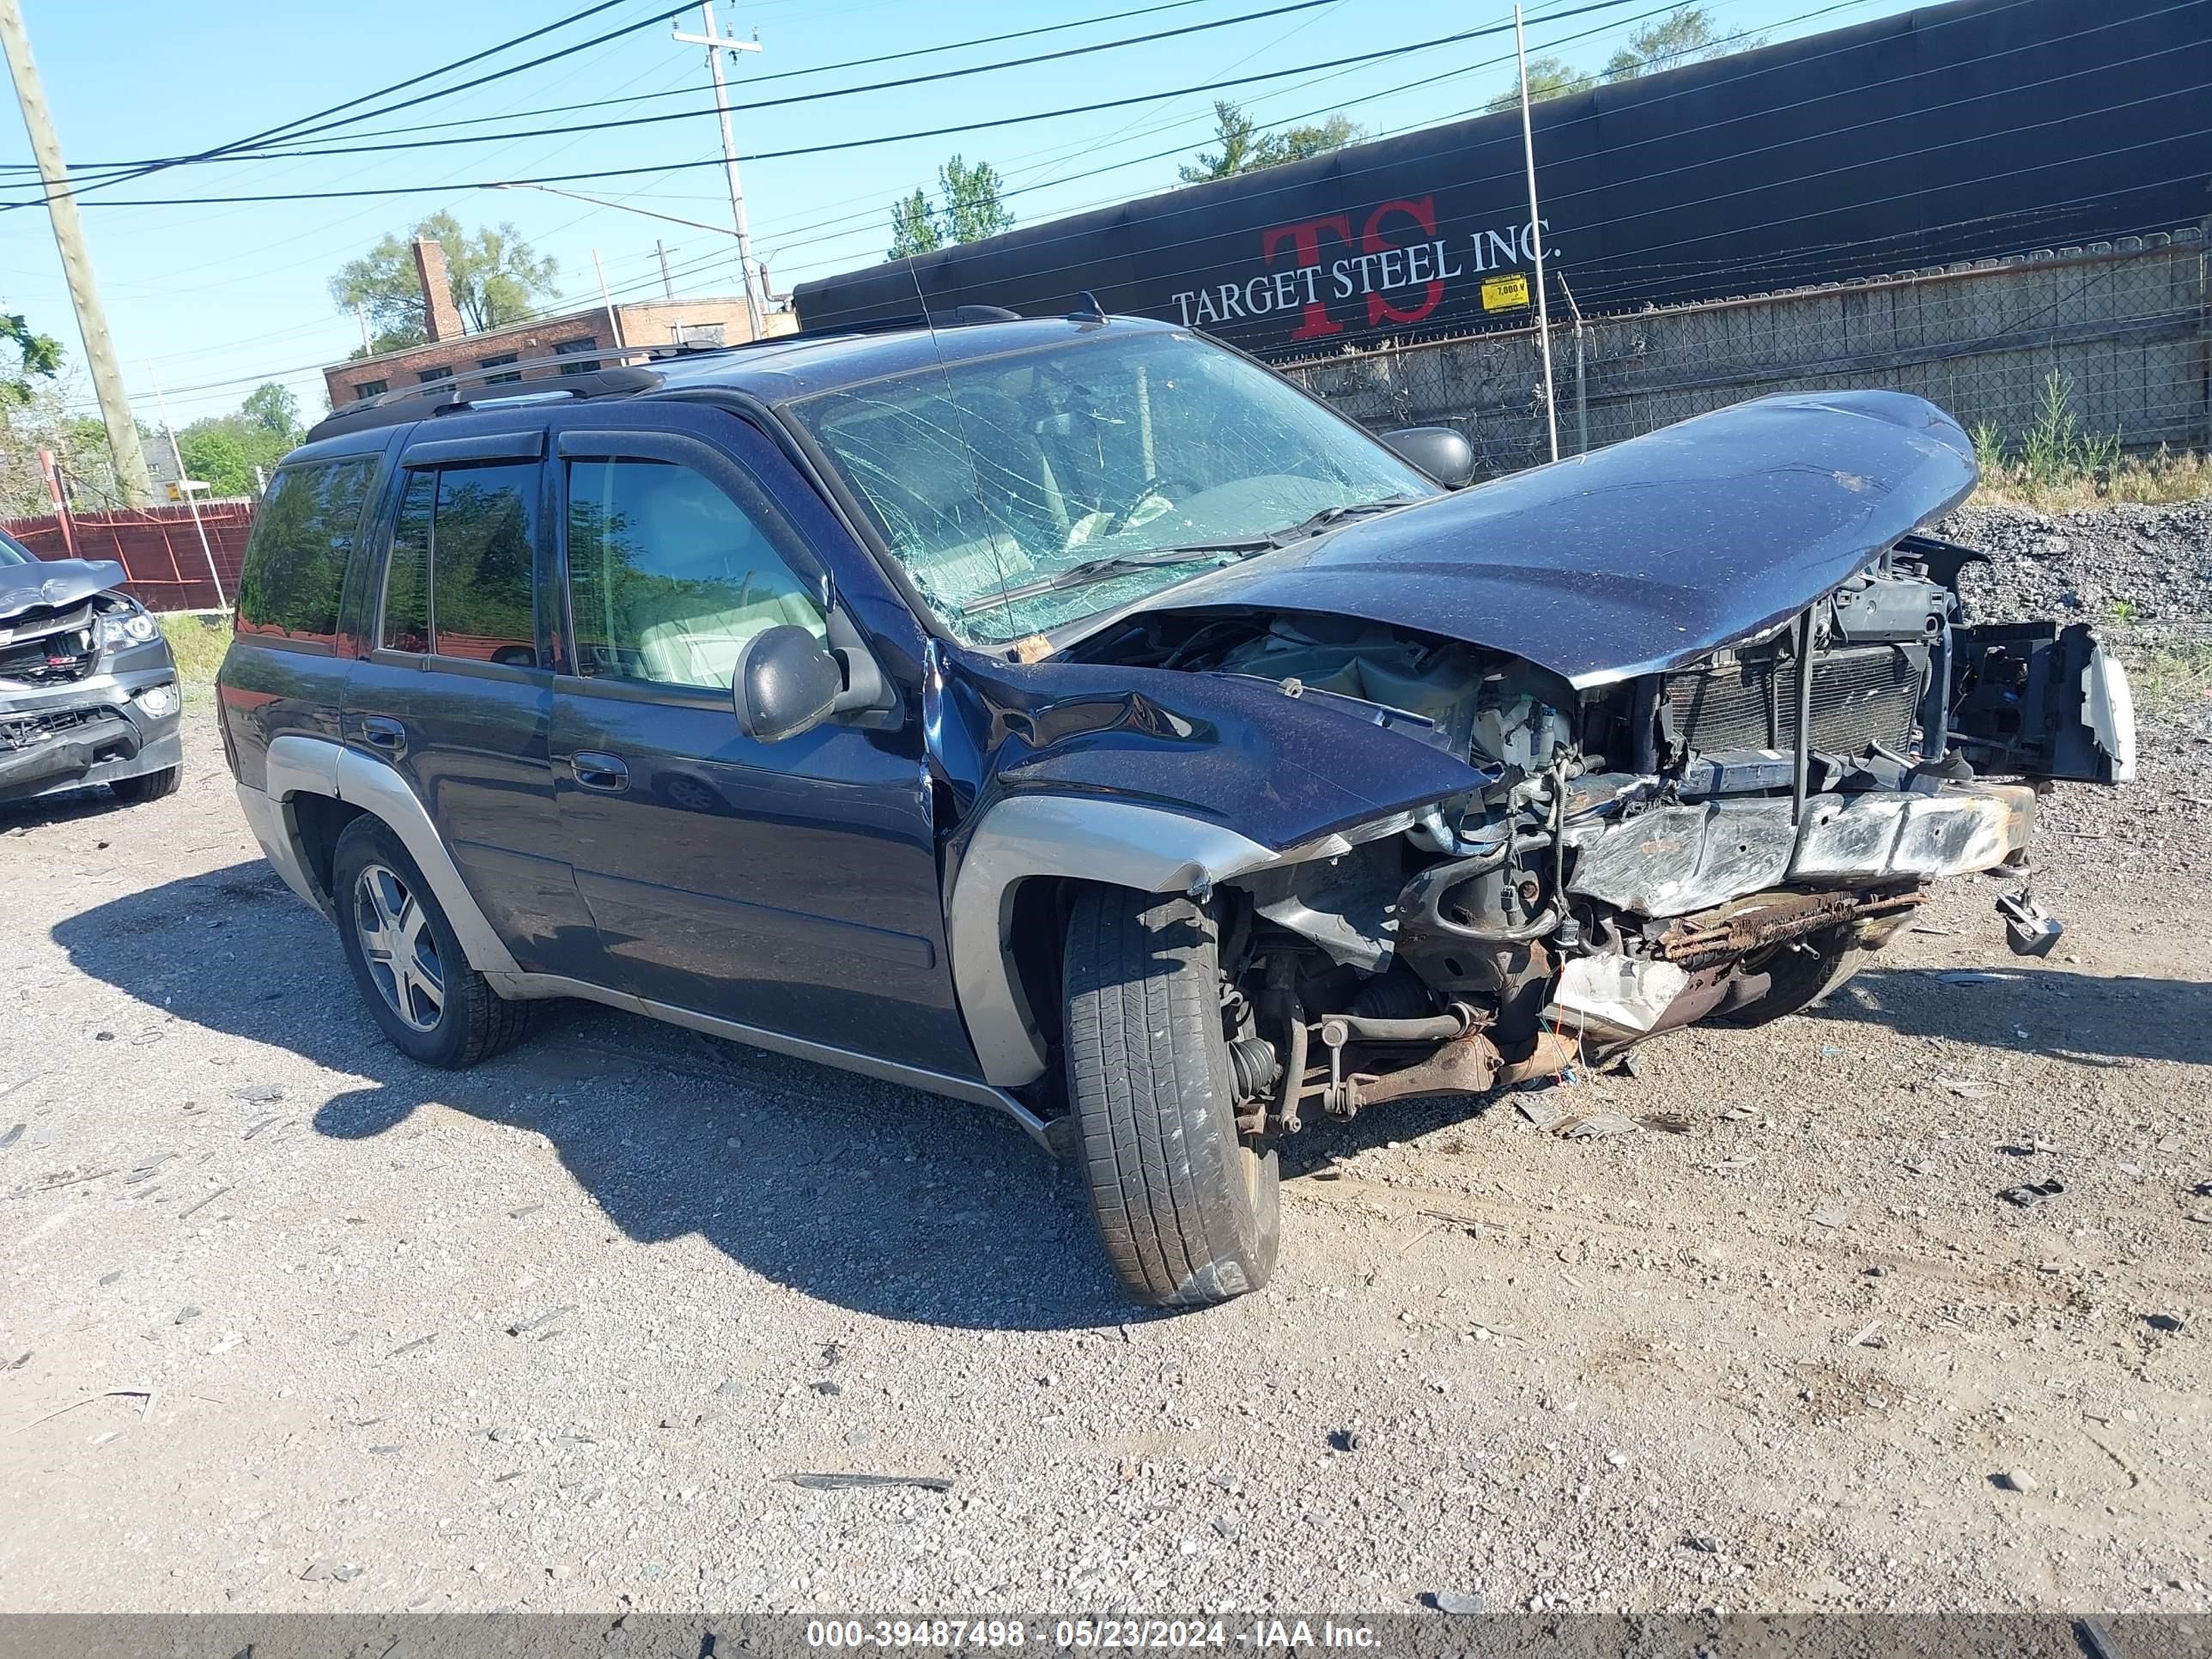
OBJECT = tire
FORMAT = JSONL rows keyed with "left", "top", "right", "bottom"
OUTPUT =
{"left": 1710, "top": 927, "right": 1867, "bottom": 1029}
{"left": 1062, "top": 887, "right": 1279, "bottom": 1310}
{"left": 331, "top": 816, "right": 530, "bottom": 1068}
{"left": 109, "top": 763, "right": 181, "bottom": 803}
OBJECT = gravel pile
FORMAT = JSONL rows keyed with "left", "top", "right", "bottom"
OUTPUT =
{"left": 1939, "top": 499, "right": 2212, "bottom": 629}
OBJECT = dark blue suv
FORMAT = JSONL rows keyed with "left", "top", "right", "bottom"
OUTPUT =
{"left": 219, "top": 313, "right": 2130, "bottom": 1308}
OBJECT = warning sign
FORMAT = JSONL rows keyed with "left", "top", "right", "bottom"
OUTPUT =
{"left": 1480, "top": 273, "right": 1530, "bottom": 312}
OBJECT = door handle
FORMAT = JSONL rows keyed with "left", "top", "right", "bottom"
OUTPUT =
{"left": 568, "top": 750, "right": 629, "bottom": 793}
{"left": 360, "top": 716, "right": 407, "bottom": 757}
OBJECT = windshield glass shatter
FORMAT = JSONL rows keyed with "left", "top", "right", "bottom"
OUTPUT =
{"left": 787, "top": 330, "right": 1435, "bottom": 643}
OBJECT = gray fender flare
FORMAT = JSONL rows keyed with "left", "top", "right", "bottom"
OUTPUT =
{"left": 249, "top": 732, "right": 520, "bottom": 977}
{"left": 945, "top": 794, "right": 1286, "bottom": 1089}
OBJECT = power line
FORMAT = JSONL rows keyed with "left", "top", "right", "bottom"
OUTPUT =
{"left": 13, "top": 0, "right": 1395, "bottom": 186}
{"left": 0, "top": 0, "right": 1252, "bottom": 173}
{"left": 9, "top": 0, "right": 1661, "bottom": 209}
{"left": 29, "top": 1, "right": 699, "bottom": 207}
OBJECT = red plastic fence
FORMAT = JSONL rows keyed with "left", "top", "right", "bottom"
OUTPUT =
{"left": 4, "top": 501, "right": 255, "bottom": 612}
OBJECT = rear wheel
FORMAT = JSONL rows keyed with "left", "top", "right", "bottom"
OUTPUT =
{"left": 109, "top": 763, "right": 181, "bottom": 803}
{"left": 331, "top": 817, "right": 529, "bottom": 1067}
{"left": 1062, "top": 887, "right": 1279, "bottom": 1309}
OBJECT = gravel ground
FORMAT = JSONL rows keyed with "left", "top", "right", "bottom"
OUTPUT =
{"left": 2, "top": 503, "right": 2208, "bottom": 1618}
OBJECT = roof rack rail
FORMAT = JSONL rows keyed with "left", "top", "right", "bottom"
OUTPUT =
{"left": 305, "top": 344, "right": 674, "bottom": 442}
{"left": 301, "top": 304, "right": 1036, "bottom": 445}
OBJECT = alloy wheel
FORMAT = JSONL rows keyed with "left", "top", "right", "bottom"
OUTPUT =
{"left": 352, "top": 862, "right": 445, "bottom": 1034}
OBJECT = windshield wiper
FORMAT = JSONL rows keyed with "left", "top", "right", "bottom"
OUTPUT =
{"left": 1266, "top": 493, "right": 1424, "bottom": 544}
{"left": 956, "top": 539, "right": 1275, "bottom": 613}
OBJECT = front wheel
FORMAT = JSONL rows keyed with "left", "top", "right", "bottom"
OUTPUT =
{"left": 1062, "top": 888, "right": 1279, "bottom": 1309}
{"left": 109, "top": 763, "right": 181, "bottom": 803}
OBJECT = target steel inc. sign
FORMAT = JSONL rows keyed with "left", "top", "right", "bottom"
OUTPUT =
{"left": 1166, "top": 199, "right": 1547, "bottom": 337}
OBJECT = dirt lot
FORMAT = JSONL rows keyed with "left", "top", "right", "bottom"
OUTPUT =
{"left": 3, "top": 503, "right": 2208, "bottom": 1616}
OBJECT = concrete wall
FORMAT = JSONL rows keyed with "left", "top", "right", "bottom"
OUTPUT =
{"left": 1285, "top": 232, "right": 2209, "bottom": 477}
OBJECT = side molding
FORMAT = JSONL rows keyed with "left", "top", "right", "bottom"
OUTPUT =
{"left": 254, "top": 733, "right": 521, "bottom": 978}
{"left": 486, "top": 966, "right": 1069, "bottom": 1157}
{"left": 946, "top": 794, "right": 1280, "bottom": 1087}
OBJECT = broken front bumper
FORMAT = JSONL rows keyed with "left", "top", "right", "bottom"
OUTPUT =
{"left": 0, "top": 649, "right": 183, "bottom": 805}
{"left": 1567, "top": 782, "right": 2035, "bottom": 917}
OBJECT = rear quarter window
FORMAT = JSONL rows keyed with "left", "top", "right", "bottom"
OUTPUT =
{"left": 235, "top": 457, "right": 378, "bottom": 647}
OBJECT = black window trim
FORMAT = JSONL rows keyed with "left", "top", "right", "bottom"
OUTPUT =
{"left": 401, "top": 428, "right": 547, "bottom": 467}
{"left": 372, "top": 453, "right": 548, "bottom": 675}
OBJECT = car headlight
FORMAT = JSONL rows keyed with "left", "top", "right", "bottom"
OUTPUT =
{"left": 136, "top": 682, "right": 179, "bottom": 719}
{"left": 100, "top": 608, "right": 159, "bottom": 646}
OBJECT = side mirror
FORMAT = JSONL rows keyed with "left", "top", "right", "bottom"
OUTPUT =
{"left": 732, "top": 625, "right": 844, "bottom": 744}
{"left": 1382, "top": 424, "right": 1476, "bottom": 489}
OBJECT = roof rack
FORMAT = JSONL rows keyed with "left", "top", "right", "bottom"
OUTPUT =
{"left": 304, "top": 343, "right": 682, "bottom": 443}
{"left": 301, "top": 305, "right": 1035, "bottom": 445}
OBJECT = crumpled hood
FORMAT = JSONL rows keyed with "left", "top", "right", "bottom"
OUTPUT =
{"left": 1129, "top": 389, "right": 1978, "bottom": 687}
{"left": 0, "top": 557, "right": 129, "bottom": 623}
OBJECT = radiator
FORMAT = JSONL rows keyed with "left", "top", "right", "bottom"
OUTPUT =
{"left": 1664, "top": 644, "right": 1922, "bottom": 757}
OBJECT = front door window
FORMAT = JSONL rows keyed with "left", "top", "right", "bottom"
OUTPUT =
{"left": 564, "top": 457, "right": 824, "bottom": 692}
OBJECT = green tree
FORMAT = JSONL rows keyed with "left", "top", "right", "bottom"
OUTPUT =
{"left": 1178, "top": 100, "right": 1363, "bottom": 183}
{"left": 328, "top": 211, "right": 559, "bottom": 351}
{"left": 884, "top": 156, "right": 1012, "bottom": 259}
{"left": 1267, "top": 112, "right": 1364, "bottom": 166}
{"left": 1484, "top": 56, "right": 1589, "bottom": 113}
{"left": 3, "top": 312, "right": 63, "bottom": 409}
{"left": 887, "top": 187, "right": 941, "bottom": 260}
{"left": 240, "top": 381, "right": 301, "bottom": 444}
{"left": 939, "top": 155, "right": 1012, "bottom": 244}
{"left": 1179, "top": 100, "right": 1264, "bottom": 182}
{"left": 1603, "top": 7, "right": 1754, "bottom": 79}
{"left": 176, "top": 423, "right": 258, "bottom": 497}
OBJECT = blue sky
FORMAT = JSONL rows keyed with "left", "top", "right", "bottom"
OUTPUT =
{"left": 0, "top": 0, "right": 1918, "bottom": 428}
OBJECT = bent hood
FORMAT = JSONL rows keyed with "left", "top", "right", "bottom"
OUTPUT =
{"left": 1130, "top": 389, "right": 1977, "bottom": 687}
{"left": 0, "top": 556, "right": 130, "bottom": 623}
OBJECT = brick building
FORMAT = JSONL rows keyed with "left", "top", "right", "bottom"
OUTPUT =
{"left": 321, "top": 238, "right": 793, "bottom": 409}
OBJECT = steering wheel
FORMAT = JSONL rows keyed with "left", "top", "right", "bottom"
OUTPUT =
{"left": 1097, "top": 474, "right": 1194, "bottom": 537}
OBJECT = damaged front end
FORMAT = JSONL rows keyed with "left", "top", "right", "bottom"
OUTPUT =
{"left": 0, "top": 551, "right": 184, "bottom": 805}
{"left": 1054, "top": 542, "right": 2130, "bottom": 1139}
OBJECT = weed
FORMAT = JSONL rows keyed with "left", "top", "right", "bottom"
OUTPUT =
{"left": 2127, "top": 638, "right": 2212, "bottom": 718}
{"left": 1971, "top": 376, "right": 2209, "bottom": 512}
{"left": 158, "top": 612, "right": 230, "bottom": 687}
{"left": 2108, "top": 598, "right": 2140, "bottom": 624}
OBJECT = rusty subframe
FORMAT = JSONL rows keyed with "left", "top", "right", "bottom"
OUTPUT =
{"left": 1315, "top": 1026, "right": 1580, "bottom": 1117}
{"left": 1654, "top": 886, "right": 1925, "bottom": 970}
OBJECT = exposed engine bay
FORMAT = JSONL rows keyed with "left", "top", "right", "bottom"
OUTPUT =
{"left": 1063, "top": 533, "right": 2133, "bottom": 1135}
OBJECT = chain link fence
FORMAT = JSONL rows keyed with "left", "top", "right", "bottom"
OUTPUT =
{"left": 1285, "top": 229, "right": 2209, "bottom": 477}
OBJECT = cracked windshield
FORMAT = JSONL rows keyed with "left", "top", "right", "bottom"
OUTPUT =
{"left": 789, "top": 329, "right": 1434, "bottom": 644}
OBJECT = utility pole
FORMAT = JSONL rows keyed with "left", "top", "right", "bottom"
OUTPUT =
{"left": 592, "top": 247, "right": 625, "bottom": 349}
{"left": 655, "top": 239, "right": 674, "bottom": 300}
{"left": 1514, "top": 3, "right": 1559, "bottom": 465}
{"left": 146, "top": 359, "right": 226, "bottom": 610}
{"left": 673, "top": 3, "right": 764, "bottom": 342}
{"left": 0, "top": 0, "right": 155, "bottom": 506}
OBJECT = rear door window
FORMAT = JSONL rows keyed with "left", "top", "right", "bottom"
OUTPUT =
{"left": 376, "top": 461, "right": 540, "bottom": 666}
{"left": 235, "top": 457, "right": 378, "bottom": 647}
